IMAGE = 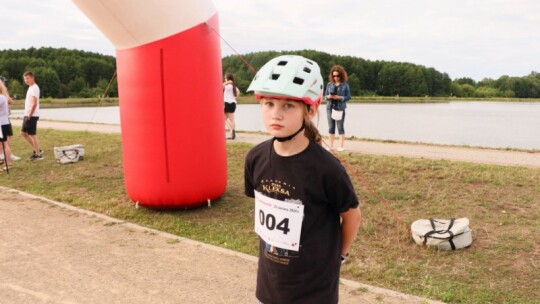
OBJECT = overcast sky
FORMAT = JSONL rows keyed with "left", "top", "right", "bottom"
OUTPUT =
{"left": 1, "top": 0, "right": 539, "bottom": 81}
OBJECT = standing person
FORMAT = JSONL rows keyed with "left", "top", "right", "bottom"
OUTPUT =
{"left": 21, "top": 71, "right": 43, "bottom": 161}
{"left": 223, "top": 73, "right": 239, "bottom": 139}
{"left": 245, "top": 55, "right": 362, "bottom": 304}
{"left": 324, "top": 65, "right": 351, "bottom": 152}
{"left": 0, "top": 76, "right": 21, "bottom": 162}
{"left": 0, "top": 80, "right": 13, "bottom": 171}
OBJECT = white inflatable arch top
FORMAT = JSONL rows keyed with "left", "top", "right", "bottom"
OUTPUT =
{"left": 72, "top": 0, "right": 217, "bottom": 49}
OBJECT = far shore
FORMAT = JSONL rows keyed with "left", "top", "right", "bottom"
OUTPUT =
{"left": 7, "top": 96, "right": 540, "bottom": 110}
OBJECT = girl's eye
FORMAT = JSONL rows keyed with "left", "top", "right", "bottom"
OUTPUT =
{"left": 284, "top": 103, "right": 295, "bottom": 109}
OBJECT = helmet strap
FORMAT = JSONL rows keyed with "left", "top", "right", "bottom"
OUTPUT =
{"left": 274, "top": 122, "right": 306, "bottom": 142}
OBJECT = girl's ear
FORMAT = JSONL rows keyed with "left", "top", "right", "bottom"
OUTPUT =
{"left": 308, "top": 104, "right": 319, "bottom": 118}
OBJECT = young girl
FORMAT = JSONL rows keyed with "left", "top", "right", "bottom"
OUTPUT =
{"left": 0, "top": 79, "right": 14, "bottom": 171}
{"left": 223, "top": 73, "right": 239, "bottom": 139}
{"left": 245, "top": 55, "right": 362, "bottom": 303}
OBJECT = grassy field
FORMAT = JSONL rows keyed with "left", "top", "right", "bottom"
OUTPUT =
{"left": 2, "top": 127, "right": 539, "bottom": 303}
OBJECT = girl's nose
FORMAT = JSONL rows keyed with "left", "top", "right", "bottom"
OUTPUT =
{"left": 271, "top": 107, "right": 284, "bottom": 120}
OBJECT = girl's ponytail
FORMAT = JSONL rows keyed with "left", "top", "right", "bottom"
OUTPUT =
{"left": 303, "top": 110, "right": 322, "bottom": 145}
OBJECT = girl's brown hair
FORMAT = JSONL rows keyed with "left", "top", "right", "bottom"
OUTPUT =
{"left": 328, "top": 65, "right": 348, "bottom": 83}
{"left": 225, "top": 73, "right": 237, "bottom": 97}
{"left": 302, "top": 105, "right": 322, "bottom": 145}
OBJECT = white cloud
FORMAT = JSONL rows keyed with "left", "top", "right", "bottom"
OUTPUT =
{"left": 1, "top": 0, "right": 538, "bottom": 80}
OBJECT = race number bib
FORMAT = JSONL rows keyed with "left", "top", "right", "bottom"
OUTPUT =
{"left": 254, "top": 191, "right": 304, "bottom": 251}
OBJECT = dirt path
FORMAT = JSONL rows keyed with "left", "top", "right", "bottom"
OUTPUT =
{"left": 0, "top": 188, "right": 440, "bottom": 304}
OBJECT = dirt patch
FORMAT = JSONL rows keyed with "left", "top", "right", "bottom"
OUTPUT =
{"left": 0, "top": 188, "right": 438, "bottom": 304}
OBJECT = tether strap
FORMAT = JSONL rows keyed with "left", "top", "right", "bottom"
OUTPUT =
{"left": 63, "top": 149, "right": 79, "bottom": 160}
{"left": 274, "top": 122, "right": 305, "bottom": 142}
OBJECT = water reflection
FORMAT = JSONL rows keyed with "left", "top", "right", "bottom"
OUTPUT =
{"left": 11, "top": 102, "right": 540, "bottom": 150}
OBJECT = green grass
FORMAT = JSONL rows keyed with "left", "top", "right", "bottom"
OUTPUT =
{"left": 2, "top": 127, "right": 539, "bottom": 303}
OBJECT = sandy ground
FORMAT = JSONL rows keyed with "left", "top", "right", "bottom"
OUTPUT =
{"left": 2, "top": 119, "right": 535, "bottom": 304}
{"left": 0, "top": 188, "right": 440, "bottom": 304}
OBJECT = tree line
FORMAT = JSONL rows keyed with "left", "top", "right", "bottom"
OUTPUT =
{"left": 0, "top": 47, "right": 117, "bottom": 99}
{"left": 223, "top": 50, "right": 540, "bottom": 99}
{"left": 2, "top": 47, "right": 539, "bottom": 99}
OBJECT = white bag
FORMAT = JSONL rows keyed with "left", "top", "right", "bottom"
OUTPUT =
{"left": 331, "top": 109, "right": 343, "bottom": 120}
{"left": 411, "top": 218, "right": 472, "bottom": 250}
{"left": 54, "top": 144, "right": 85, "bottom": 164}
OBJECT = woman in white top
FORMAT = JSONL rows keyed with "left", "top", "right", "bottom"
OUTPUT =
{"left": 223, "top": 73, "right": 239, "bottom": 140}
{"left": 0, "top": 79, "right": 13, "bottom": 171}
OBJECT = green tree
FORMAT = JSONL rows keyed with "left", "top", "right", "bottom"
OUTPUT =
{"left": 223, "top": 50, "right": 457, "bottom": 97}
{"left": 0, "top": 47, "right": 117, "bottom": 98}
{"left": 450, "top": 82, "right": 464, "bottom": 97}
{"left": 81, "top": 58, "right": 115, "bottom": 87}
{"left": 461, "top": 84, "right": 476, "bottom": 97}
{"left": 33, "top": 67, "right": 61, "bottom": 98}
{"left": 475, "top": 86, "right": 500, "bottom": 98}
{"left": 454, "top": 77, "right": 476, "bottom": 86}
{"left": 68, "top": 76, "right": 87, "bottom": 97}
{"left": 477, "top": 77, "right": 495, "bottom": 88}
{"left": 7, "top": 79, "right": 24, "bottom": 99}
{"left": 347, "top": 74, "right": 361, "bottom": 96}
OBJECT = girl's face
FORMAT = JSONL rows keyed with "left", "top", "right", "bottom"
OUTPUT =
{"left": 261, "top": 98, "right": 305, "bottom": 139}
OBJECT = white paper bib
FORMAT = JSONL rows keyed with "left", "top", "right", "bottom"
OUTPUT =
{"left": 254, "top": 191, "right": 304, "bottom": 251}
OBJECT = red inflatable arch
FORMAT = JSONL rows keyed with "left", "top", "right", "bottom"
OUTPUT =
{"left": 72, "top": 0, "right": 227, "bottom": 208}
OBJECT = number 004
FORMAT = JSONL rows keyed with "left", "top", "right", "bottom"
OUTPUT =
{"left": 259, "top": 210, "right": 290, "bottom": 235}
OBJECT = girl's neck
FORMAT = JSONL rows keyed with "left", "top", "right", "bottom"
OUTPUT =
{"left": 273, "top": 133, "right": 310, "bottom": 157}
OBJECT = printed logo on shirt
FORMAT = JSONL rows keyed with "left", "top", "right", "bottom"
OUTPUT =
{"left": 260, "top": 179, "right": 294, "bottom": 196}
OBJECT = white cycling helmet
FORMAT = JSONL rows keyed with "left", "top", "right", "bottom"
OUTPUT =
{"left": 247, "top": 55, "right": 323, "bottom": 105}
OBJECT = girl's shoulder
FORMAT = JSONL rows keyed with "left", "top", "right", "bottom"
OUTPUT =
{"left": 246, "top": 139, "right": 273, "bottom": 158}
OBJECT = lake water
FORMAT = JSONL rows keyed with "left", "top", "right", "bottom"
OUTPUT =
{"left": 12, "top": 102, "right": 540, "bottom": 150}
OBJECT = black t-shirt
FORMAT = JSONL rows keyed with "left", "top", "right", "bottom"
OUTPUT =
{"left": 245, "top": 139, "right": 359, "bottom": 304}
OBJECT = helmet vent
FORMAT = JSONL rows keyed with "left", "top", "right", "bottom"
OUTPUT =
{"left": 271, "top": 74, "right": 280, "bottom": 80}
{"left": 303, "top": 67, "right": 311, "bottom": 73}
{"left": 293, "top": 77, "right": 304, "bottom": 85}
{"left": 277, "top": 61, "right": 288, "bottom": 66}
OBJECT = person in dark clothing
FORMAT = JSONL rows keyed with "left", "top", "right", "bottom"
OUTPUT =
{"left": 245, "top": 55, "right": 362, "bottom": 304}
